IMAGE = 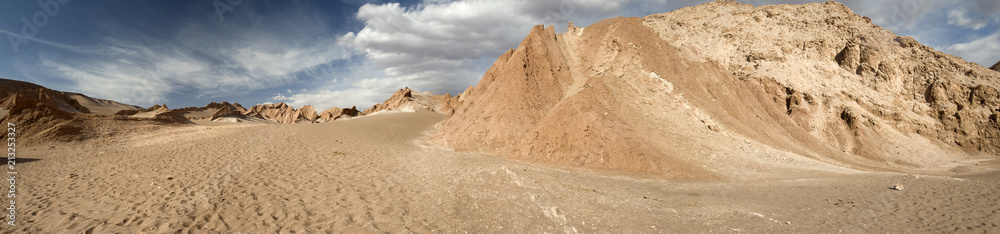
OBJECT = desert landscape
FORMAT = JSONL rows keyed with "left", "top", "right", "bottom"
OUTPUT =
{"left": 2, "top": 1, "right": 999, "bottom": 233}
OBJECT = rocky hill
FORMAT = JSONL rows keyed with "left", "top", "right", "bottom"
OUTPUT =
{"left": 0, "top": 78, "right": 185, "bottom": 144}
{"left": 433, "top": 1, "right": 1000, "bottom": 178}
{"left": 643, "top": 1, "right": 999, "bottom": 156}
{"left": 172, "top": 102, "right": 246, "bottom": 119}
{"left": 318, "top": 106, "right": 360, "bottom": 122}
{"left": 991, "top": 60, "right": 1000, "bottom": 72}
{"left": 242, "top": 103, "right": 313, "bottom": 124}
{"left": 126, "top": 104, "right": 193, "bottom": 124}
{"left": 361, "top": 87, "right": 444, "bottom": 115}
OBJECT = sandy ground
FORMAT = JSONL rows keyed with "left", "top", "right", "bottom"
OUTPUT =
{"left": 3, "top": 110, "right": 998, "bottom": 233}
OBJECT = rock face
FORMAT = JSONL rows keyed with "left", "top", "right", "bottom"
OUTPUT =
{"left": 297, "top": 105, "right": 319, "bottom": 122}
{"left": 1, "top": 78, "right": 92, "bottom": 143}
{"left": 208, "top": 102, "right": 249, "bottom": 121}
{"left": 317, "top": 106, "right": 360, "bottom": 122}
{"left": 244, "top": 103, "right": 301, "bottom": 124}
{"left": 991, "top": 60, "right": 1000, "bottom": 72}
{"left": 643, "top": 1, "right": 999, "bottom": 158}
{"left": 0, "top": 78, "right": 91, "bottom": 115}
{"left": 128, "top": 104, "right": 194, "bottom": 124}
{"left": 361, "top": 87, "right": 442, "bottom": 115}
{"left": 363, "top": 88, "right": 411, "bottom": 115}
{"left": 434, "top": 1, "right": 1000, "bottom": 178}
{"left": 131, "top": 104, "right": 170, "bottom": 117}
{"left": 241, "top": 103, "right": 323, "bottom": 124}
{"left": 434, "top": 88, "right": 472, "bottom": 117}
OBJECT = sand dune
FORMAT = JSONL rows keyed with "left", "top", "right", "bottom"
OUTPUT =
{"left": 66, "top": 93, "right": 140, "bottom": 116}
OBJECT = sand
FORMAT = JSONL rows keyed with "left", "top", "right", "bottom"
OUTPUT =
{"left": 3, "top": 1, "right": 1000, "bottom": 232}
{"left": 4, "top": 110, "right": 998, "bottom": 233}
{"left": 67, "top": 93, "right": 140, "bottom": 116}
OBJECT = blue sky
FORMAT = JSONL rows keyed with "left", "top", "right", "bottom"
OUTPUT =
{"left": 1, "top": 0, "right": 998, "bottom": 110}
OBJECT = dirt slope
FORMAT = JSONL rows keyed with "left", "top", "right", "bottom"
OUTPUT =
{"left": 67, "top": 93, "right": 141, "bottom": 115}
{"left": 434, "top": 1, "right": 1000, "bottom": 178}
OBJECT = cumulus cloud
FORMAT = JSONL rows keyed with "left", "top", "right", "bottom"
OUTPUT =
{"left": 276, "top": 0, "right": 633, "bottom": 109}
{"left": 947, "top": 9, "right": 989, "bottom": 30}
{"left": 944, "top": 31, "right": 1000, "bottom": 67}
{"left": 34, "top": 0, "right": 992, "bottom": 109}
{"left": 275, "top": 0, "right": 1000, "bottom": 109}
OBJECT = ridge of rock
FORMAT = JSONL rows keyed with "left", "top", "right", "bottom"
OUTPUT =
{"left": 361, "top": 87, "right": 442, "bottom": 115}
{"left": 318, "top": 106, "right": 360, "bottom": 122}
{"left": 242, "top": 102, "right": 319, "bottom": 124}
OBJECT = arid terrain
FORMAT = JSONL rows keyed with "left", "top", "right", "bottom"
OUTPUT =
{"left": 2, "top": 1, "right": 999, "bottom": 233}
{"left": 5, "top": 110, "right": 998, "bottom": 233}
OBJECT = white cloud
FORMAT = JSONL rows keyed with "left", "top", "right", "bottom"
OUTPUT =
{"left": 28, "top": 0, "right": 996, "bottom": 109}
{"left": 278, "top": 0, "right": 632, "bottom": 109}
{"left": 37, "top": 35, "right": 348, "bottom": 106}
{"left": 277, "top": 0, "right": 1000, "bottom": 109}
{"left": 273, "top": 59, "right": 473, "bottom": 110}
{"left": 944, "top": 31, "right": 1000, "bottom": 67}
{"left": 38, "top": 54, "right": 172, "bottom": 105}
{"left": 947, "top": 9, "right": 989, "bottom": 30}
{"left": 31, "top": 2, "right": 350, "bottom": 107}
